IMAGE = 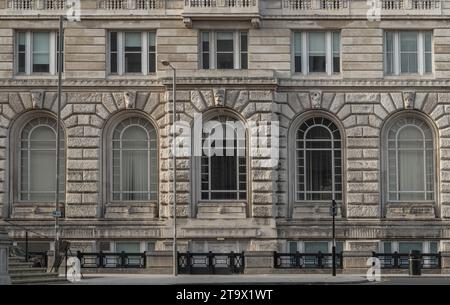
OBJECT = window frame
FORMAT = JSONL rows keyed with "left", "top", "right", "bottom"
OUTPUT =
{"left": 199, "top": 116, "right": 247, "bottom": 201}
{"left": 108, "top": 31, "right": 157, "bottom": 76}
{"left": 292, "top": 31, "right": 341, "bottom": 76}
{"left": 384, "top": 30, "right": 433, "bottom": 76}
{"left": 295, "top": 116, "right": 343, "bottom": 202}
{"left": 17, "top": 116, "right": 65, "bottom": 203}
{"left": 382, "top": 113, "right": 437, "bottom": 205}
{"left": 15, "top": 30, "right": 61, "bottom": 75}
{"left": 199, "top": 30, "right": 248, "bottom": 70}
{"left": 110, "top": 116, "right": 158, "bottom": 203}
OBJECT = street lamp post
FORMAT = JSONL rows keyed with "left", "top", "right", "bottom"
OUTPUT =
{"left": 331, "top": 199, "right": 337, "bottom": 276}
{"left": 161, "top": 60, "right": 177, "bottom": 276}
{"left": 54, "top": 15, "right": 65, "bottom": 265}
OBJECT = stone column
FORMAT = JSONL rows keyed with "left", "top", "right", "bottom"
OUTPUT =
{"left": 0, "top": 229, "right": 11, "bottom": 285}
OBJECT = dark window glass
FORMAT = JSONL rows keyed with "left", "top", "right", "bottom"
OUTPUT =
{"left": 17, "top": 32, "right": 26, "bottom": 73}
{"left": 308, "top": 32, "right": 326, "bottom": 73}
{"left": 240, "top": 32, "right": 248, "bottom": 69}
{"left": 148, "top": 32, "right": 156, "bottom": 73}
{"left": 202, "top": 32, "right": 210, "bottom": 69}
{"left": 124, "top": 32, "right": 142, "bottom": 73}
{"left": 216, "top": 32, "right": 234, "bottom": 69}
{"left": 110, "top": 32, "right": 118, "bottom": 74}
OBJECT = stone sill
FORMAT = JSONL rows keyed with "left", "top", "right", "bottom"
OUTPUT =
{"left": 385, "top": 201, "right": 436, "bottom": 219}
{"left": 196, "top": 201, "right": 247, "bottom": 219}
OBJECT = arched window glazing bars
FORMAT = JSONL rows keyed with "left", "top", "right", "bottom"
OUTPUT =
{"left": 387, "top": 116, "right": 434, "bottom": 201}
{"left": 200, "top": 115, "right": 246, "bottom": 201}
{"left": 296, "top": 116, "right": 342, "bottom": 201}
{"left": 112, "top": 117, "right": 157, "bottom": 201}
{"left": 20, "top": 117, "right": 65, "bottom": 202}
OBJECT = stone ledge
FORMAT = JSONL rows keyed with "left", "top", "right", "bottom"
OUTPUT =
{"left": 196, "top": 202, "right": 247, "bottom": 219}
{"left": 385, "top": 202, "right": 436, "bottom": 219}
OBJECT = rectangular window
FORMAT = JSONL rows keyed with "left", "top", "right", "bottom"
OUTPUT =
{"left": 200, "top": 31, "right": 248, "bottom": 70}
{"left": 16, "top": 31, "right": 59, "bottom": 75}
{"left": 293, "top": 31, "right": 341, "bottom": 75}
{"left": 294, "top": 32, "right": 302, "bottom": 73}
{"left": 32, "top": 32, "right": 50, "bottom": 73}
{"left": 384, "top": 31, "right": 433, "bottom": 75}
{"left": 240, "top": 32, "right": 248, "bottom": 70}
{"left": 124, "top": 32, "right": 142, "bottom": 73}
{"left": 108, "top": 31, "right": 156, "bottom": 75}
{"left": 308, "top": 32, "right": 326, "bottom": 73}
{"left": 56, "top": 32, "right": 64, "bottom": 73}
{"left": 148, "top": 32, "right": 156, "bottom": 73}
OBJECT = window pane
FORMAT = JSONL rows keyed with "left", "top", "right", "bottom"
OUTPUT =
{"left": 332, "top": 32, "right": 340, "bottom": 73}
{"left": 110, "top": 32, "right": 118, "bottom": 73}
{"left": 288, "top": 241, "right": 298, "bottom": 253}
{"left": 116, "top": 242, "right": 140, "bottom": 253}
{"left": 400, "top": 32, "right": 418, "bottom": 73}
{"left": 217, "top": 53, "right": 234, "bottom": 69}
{"left": 29, "top": 126, "right": 56, "bottom": 201}
{"left": 124, "top": 33, "right": 142, "bottom": 73}
{"left": 17, "top": 32, "right": 26, "bottom": 73}
{"left": 217, "top": 32, "right": 234, "bottom": 52}
{"left": 424, "top": 32, "right": 432, "bottom": 73}
{"left": 308, "top": 32, "right": 326, "bottom": 73}
{"left": 217, "top": 32, "right": 234, "bottom": 69}
{"left": 294, "top": 32, "right": 302, "bottom": 73}
{"left": 385, "top": 32, "right": 394, "bottom": 75}
{"left": 399, "top": 242, "right": 423, "bottom": 253}
{"left": 148, "top": 32, "right": 156, "bottom": 73}
{"left": 32, "top": 32, "right": 50, "bottom": 73}
{"left": 240, "top": 32, "right": 248, "bottom": 69}
{"left": 304, "top": 242, "right": 328, "bottom": 253}
{"left": 201, "top": 32, "right": 210, "bottom": 69}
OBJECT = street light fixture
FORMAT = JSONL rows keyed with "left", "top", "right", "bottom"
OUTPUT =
{"left": 162, "top": 60, "right": 177, "bottom": 276}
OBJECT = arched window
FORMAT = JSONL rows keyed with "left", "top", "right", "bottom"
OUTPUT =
{"left": 20, "top": 117, "right": 65, "bottom": 201}
{"left": 296, "top": 116, "right": 342, "bottom": 201}
{"left": 200, "top": 115, "right": 246, "bottom": 200}
{"left": 112, "top": 117, "right": 157, "bottom": 201}
{"left": 387, "top": 116, "right": 434, "bottom": 201}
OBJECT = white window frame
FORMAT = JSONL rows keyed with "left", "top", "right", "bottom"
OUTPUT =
{"left": 385, "top": 117, "right": 435, "bottom": 202}
{"left": 15, "top": 31, "right": 60, "bottom": 75}
{"left": 384, "top": 31, "right": 433, "bottom": 75}
{"left": 292, "top": 31, "right": 341, "bottom": 76}
{"left": 108, "top": 31, "right": 156, "bottom": 75}
{"left": 200, "top": 31, "right": 248, "bottom": 70}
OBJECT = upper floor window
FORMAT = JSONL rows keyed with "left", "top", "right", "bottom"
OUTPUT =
{"left": 19, "top": 117, "right": 65, "bottom": 201}
{"left": 112, "top": 117, "right": 157, "bottom": 201}
{"left": 293, "top": 31, "right": 341, "bottom": 75}
{"left": 16, "top": 31, "right": 63, "bottom": 75}
{"left": 296, "top": 116, "right": 342, "bottom": 201}
{"left": 384, "top": 31, "right": 432, "bottom": 75}
{"left": 386, "top": 116, "right": 435, "bottom": 201}
{"left": 108, "top": 31, "right": 156, "bottom": 75}
{"left": 200, "top": 31, "right": 248, "bottom": 70}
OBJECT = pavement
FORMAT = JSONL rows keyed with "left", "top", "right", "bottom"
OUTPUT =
{"left": 65, "top": 274, "right": 368, "bottom": 285}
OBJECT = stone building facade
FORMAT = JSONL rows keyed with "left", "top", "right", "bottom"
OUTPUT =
{"left": 1, "top": 0, "right": 450, "bottom": 272}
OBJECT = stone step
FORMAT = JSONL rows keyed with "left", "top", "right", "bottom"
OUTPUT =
{"left": 10, "top": 272, "right": 59, "bottom": 279}
{"left": 9, "top": 267, "right": 48, "bottom": 275}
{"left": 12, "top": 277, "right": 68, "bottom": 285}
{"left": 9, "top": 261, "right": 35, "bottom": 268}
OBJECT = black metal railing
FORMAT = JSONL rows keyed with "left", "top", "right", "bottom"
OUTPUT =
{"left": 178, "top": 251, "right": 245, "bottom": 274}
{"left": 75, "top": 251, "right": 147, "bottom": 268}
{"left": 372, "top": 252, "right": 441, "bottom": 269}
{"left": 274, "top": 251, "right": 343, "bottom": 269}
